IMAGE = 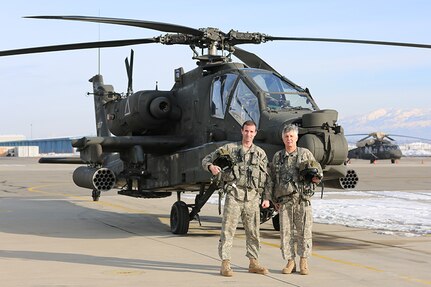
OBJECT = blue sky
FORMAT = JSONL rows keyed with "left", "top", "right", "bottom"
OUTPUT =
{"left": 1, "top": 0, "right": 430, "bottom": 139}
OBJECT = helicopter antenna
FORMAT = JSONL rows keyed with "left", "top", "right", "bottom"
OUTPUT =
{"left": 125, "top": 49, "right": 134, "bottom": 96}
{"left": 97, "top": 10, "right": 101, "bottom": 74}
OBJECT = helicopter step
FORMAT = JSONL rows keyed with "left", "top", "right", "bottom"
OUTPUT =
{"left": 170, "top": 182, "right": 218, "bottom": 234}
{"left": 118, "top": 189, "right": 172, "bottom": 199}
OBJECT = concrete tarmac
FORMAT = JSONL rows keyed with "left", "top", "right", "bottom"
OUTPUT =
{"left": 0, "top": 157, "right": 430, "bottom": 286}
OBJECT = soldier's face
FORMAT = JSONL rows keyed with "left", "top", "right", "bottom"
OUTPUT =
{"left": 241, "top": 124, "right": 257, "bottom": 144}
{"left": 282, "top": 131, "right": 298, "bottom": 150}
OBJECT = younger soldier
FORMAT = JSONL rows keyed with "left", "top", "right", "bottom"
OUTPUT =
{"left": 202, "top": 120, "right": 269, "bottom": 277}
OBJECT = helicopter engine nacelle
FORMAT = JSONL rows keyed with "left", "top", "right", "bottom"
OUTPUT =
{"left": 298, "top": 109, "right": 348, "bottom": 166}
{"left": 105, "top": 90, "right": 181, "bottom": 136}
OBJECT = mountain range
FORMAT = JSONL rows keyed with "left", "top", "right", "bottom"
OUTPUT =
{"left": 339, "top": 108, "right": 431, "bottom": 142}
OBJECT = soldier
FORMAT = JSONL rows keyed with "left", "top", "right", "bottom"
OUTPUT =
{"left": 202, "top": 120, "right": 269, "bottom": 277}
{"left": 262, "top": 124, "right": 322, "bottom": 275}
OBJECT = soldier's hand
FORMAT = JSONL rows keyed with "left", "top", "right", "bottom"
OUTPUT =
{"left": 261, "top": 200, "right": 270, "bottom": 209}
{"left": 209, "top": 164, "right": 221, "bottom": 175}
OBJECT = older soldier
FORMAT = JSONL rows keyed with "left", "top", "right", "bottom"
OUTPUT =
{"left": 262, "top": 124, "right": 322, "bottom": 275}
{"left": 202, "top": 120, "right": 269, "bottom": 277}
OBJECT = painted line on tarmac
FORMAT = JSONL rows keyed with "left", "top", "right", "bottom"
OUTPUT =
{"left": 311, "top": 252, "right": 383, "bottom": 272}
{"left": 399, "top": 276, "right": 431, "bottom": 286}
{"left": 27, "top": 183, "right": 78, "bottom": 197}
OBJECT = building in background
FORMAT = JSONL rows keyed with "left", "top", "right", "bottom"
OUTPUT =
{"left": 0, "top": 135, "right": 74, "bottom": 156}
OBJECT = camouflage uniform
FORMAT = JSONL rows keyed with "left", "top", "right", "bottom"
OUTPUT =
{"left": 202, "top": 142, "right": 268, "bottom": 260}
{"left": 264, "top": 147, "right": 321, "bottom": 260}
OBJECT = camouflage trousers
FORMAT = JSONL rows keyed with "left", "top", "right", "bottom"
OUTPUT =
{"left": 219, "top": 192, "right": 261, "bottom": 260}
{"left": 279, "top": 199, "right": 313, "bottom": 259}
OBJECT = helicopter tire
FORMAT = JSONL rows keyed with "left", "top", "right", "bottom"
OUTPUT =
{"left": 92, "top": 190, "right": 101, "bottom": 202}
{"left": 391, "top": 159, "right": 396, "bottom": 164}
{"left": 370, "top": 159, "right": 376, "bottom": 164}
{"left": 170, "top": 201, "right": 190, "bottom": 235}
{"left": 272, "top": 214, "right": 280, "bottom": 231}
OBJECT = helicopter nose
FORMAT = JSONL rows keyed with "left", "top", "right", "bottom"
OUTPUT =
{"left": 391, "top": 148, "right": 403, "bottom": 158}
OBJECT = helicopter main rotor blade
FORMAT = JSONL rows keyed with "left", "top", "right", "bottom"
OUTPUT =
{"left": 266, "top": 36, "right": 431, "bottom": 49}
{"left": 0, "top": 38, "right": 157, "bottom": 57}
{"left": 345, "top": 134, "right": 369, "bottom": 137}
{"left": 388, "top": 134, "right": 431, "bottom": 142}
{"left": 233, "top": 47, "right": 278, "bottom": 73}
{"left": 358, "top": 135, "right": 371, "bottom": 142}
{"left": 25, "top": 16, "right": 204, "bottom": 36}
{"left": 20, "top": 16, "right": 431, "bottom": 51}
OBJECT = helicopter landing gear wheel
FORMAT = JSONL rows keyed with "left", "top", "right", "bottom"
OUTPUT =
{"left": 370, "top": 159, "right": 376, "bottom": 164}
{"left": 272, "top": 214, "right": 280, "bottom": 231}
{"left": 170, "top": 201, "right": 190, "bottom": 234}
{"left": 391, "top": 159, "right": 396, "bottom": 164}
{"left": 92, "top": 189, "right": 101, "bottom": 201}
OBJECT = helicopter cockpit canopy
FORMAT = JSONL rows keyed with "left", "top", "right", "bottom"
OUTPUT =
{"left": 210, "top": 69, "right": 318, "bottom": 128}
{"left": 211, "top": 73, "right": 261, "bottom": 126}
{"left": 245, "top": 70, "right": 316, "bottom": 112}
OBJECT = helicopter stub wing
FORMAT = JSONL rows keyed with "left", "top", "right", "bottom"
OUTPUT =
{"left": 38, "top": 157, "right": 85, "bottom": 164}
{"left": 72, "top": 136, "right": 189, "bottom": 153}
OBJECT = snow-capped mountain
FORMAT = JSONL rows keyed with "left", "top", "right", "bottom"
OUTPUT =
{"left": 339, "top": 108, "right": 431, "bottom": 139}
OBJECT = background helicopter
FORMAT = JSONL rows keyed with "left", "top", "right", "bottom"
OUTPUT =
{"left": 347, "top": 132, "right": 431, "bottom": 163}
{"left": 1, "top": 15, "right": 431, "bottom": 234}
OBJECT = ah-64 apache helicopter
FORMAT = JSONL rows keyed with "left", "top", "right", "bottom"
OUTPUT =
{"left": 1, "top": 16, "right": 430, "bottom": 234}
{"left": 347, "top": 132, "right": 431, "bottom": 164}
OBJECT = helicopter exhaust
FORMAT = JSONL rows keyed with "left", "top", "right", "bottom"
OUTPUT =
{"left": 73, "top": 166, "right": 116, "bottom": 191}
{"left": 105, "top": 90, "right": 181, "bottom": 136}
{"left": 324, "top": 169, "right": 359, "bottom": 190}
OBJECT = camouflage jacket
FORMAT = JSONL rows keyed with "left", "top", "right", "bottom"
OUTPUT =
{"left": 202, "top": 142, "right": 268, "bottom": 201}
{"left": 263, "top": 147, "right": 322, "bottom": 203}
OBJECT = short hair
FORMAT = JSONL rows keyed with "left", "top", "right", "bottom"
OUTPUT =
{"left": 282, "top": 124, "right": 298, "bottom": 136}
{"left": 241, "top": 120, "right": 257, "bottom": 130}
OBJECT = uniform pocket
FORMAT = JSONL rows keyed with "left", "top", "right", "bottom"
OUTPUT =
{"left": 221, "top": 170, "right": 235, "bottom": 182}
{"left": 274, "top": 182, "right": 295, "bottom": 199}
{"left": 233, "top": 165, "right": 246, "bottom": 187}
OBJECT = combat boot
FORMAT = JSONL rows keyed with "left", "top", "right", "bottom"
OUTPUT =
{"left": 248, "top": 258, "right": 269, "bottom": 275}
{"left": 282, "top": 259, "right": 296, "bottom": 274}
{"left": 300, "top": 257, "right": 309, "bottom": 275}
{"left": 220, "top": 260, "right": 233, "bottom": 277}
